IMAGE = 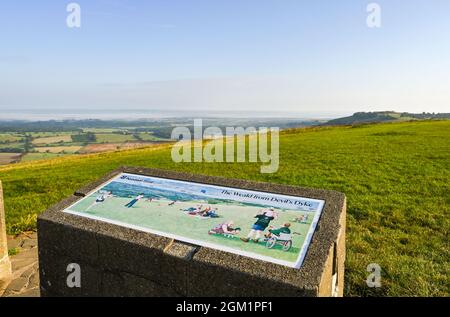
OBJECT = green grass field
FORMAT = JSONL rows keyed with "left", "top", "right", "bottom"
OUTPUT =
{"left": 0, "top": 120, "right": 448, "bottom": 296}
{"left": 28, "top": 132, "right": 73, "bottom": 138}
{"left": 0, "top": 142, "right": 25, "bottom": 151}
{"left": 21, "top": 152, "right": 69, "bottom": 162}
{"left": 82, "top": 128, "right": 125, "bottom": 133}
{"left": 95, "top": 133, "right": 137, "bottom": 143}
{"left": 33, "top": 145, "right": 83, "bottom": 154}
{"left": 137, "top": 132, "right": 169, "bottom": 141}
{"left": 0, "top": 133, "right": 23, "bottom": 143}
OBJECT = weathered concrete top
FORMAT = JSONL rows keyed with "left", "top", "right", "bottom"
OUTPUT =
{"left": 38, "top": 166, "right": 346, "bottom": 296}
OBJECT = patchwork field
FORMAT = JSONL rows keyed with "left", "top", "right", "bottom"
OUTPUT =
{"left": 34, "top": 131, "right": 72, "bottom": 136}
{"left": 0, "top": 142, "right": 25, "bottom": 151}
{"left": 34, "top": 146, "right": 83, "bottom": 154}
{"left": 21, "top": 153, "right": 68, "bottom": 162}
{"left": 32, "top": 135, "right": 73, "bottom": 145}
{"left": 0, "top": 133, "right": 22, "bottom": 143}
{"left": 0, "top": 153, "right": 21, "bottom": 165}
{"left": 79, "top": 142, "right": 155, "bottom": 154}
{"left": 82, "top": 128, "right": 126, "bottom": 133}
{"left": 137, "top": 132, "right": 168, "bottom": 141}
{"left": 0, "top": 125, "right": 175, "bottom": 166}
{"left": 0, "top": 120, "right": 448, "bottom": 296}
{"left": 94, "top": 133, "right": 137, "bottom": 143}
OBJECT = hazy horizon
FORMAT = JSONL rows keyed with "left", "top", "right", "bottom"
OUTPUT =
{"left": 1, "top": 107, "right": 447, "bottom": 122}
{"left": 0, "top": 108, "right": 347, "bottom": 121}
{"left": 1, "top": 1, "right": 449, "bottom": 115}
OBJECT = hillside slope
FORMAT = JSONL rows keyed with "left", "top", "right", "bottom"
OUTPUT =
{"left": 325, "top": 111, "right": 450, "bottom": 126}
{"left": 0, "top": 120, "right": 449, "bottom": 297}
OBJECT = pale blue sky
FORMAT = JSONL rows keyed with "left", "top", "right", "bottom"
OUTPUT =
{"left": 0, "top": 0, "right": 449, "bottom": 116}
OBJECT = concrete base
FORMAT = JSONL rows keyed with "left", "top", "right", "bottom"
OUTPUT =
{"left": 38, "top": 167, "right": 346, "bottom": 297}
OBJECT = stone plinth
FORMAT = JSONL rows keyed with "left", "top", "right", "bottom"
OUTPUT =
{"left": 38, "top": 167, "right": 346, "bottom": 297}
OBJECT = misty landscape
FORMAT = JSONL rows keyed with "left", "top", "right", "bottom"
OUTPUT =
{"left": 0, "top": 111, "right": 448, "bottom": 166}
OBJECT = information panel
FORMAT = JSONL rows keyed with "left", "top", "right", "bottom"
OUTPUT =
{"left": 64, "top": 173, "right": 325, "bottom": 268}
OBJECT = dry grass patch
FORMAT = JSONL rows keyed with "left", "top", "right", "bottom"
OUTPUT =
{"left": 32, "top": 135, "right": 73, "bottom": 145}
{"left": 34, "top": 146, "right": 82, "bottom": 154}
{"left": 79, "top": 142, "right": 155, "bottom": 154}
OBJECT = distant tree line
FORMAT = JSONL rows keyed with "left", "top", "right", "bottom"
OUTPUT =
{"left": 325, "top": 111, "right": 450, "bottom": 126}
{"left": 71, "top": 132, "right": 96, "bottom": 143}
{"left": 400, "top": 112, "right": 450, "bottom": 119}
{"left": 0, "top": 118, "right": 321, "bottom": 134}
{"left": 0, "top": 119, "right": 166, "bottom": 133}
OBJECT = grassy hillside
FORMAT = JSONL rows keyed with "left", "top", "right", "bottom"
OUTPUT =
{"left": 325, "top": 111, "right": 450, "bottom": 126}
{"left": 0, "top": 120, "right": 449, "bottom": 296}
